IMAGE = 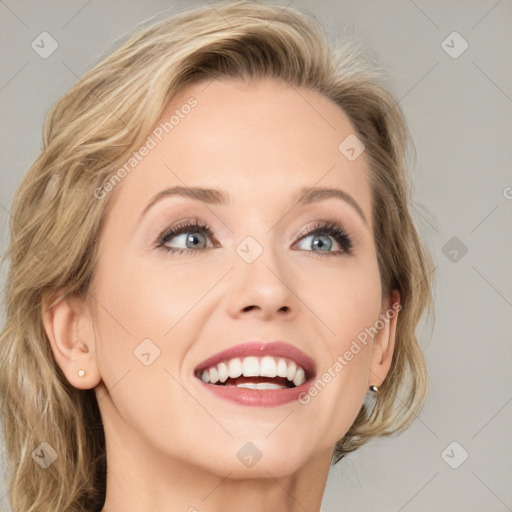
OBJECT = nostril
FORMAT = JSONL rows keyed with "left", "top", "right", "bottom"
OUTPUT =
{"left": 242, "top": 305, "right": 259, "bottom": 312}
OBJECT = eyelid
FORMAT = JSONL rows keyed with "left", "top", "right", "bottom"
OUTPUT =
{"left": 155, "top": 218, "right": 216, "bottom": 249}
{"left": 293, "top": 220, "right": 353, "bottom": 254}
{"left": 154, "top": 216, "right": 354, "bottom": 257}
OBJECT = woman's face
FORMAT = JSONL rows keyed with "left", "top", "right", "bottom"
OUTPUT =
{"left": 85, "top": 78, "right": 395, "bottom": 477}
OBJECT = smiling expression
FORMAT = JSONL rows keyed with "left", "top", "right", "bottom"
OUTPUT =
{"left": 86, "top": 77, "right": 390, "bottom": 477}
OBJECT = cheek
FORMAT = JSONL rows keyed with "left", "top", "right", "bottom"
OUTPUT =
{"left": 304, "top": 251, "right": 382, "bottom": 347}
{"left": 328, "top": 257, "right": 381, "bottom": 377}
{"left": 90, "top": 253, "right": 231, "bottom": 401}
{"left": 89, "top": 259, "right": 212, "bottom": 449}
{"left": 296, "top": 254, "right": 381, "bottom": 438}
{"left": 92, "top": 255, "right": 217, "bottom": 343}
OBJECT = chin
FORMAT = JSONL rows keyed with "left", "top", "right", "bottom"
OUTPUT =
{"left": 196, "top": 435, "right": 317, "bottom": 479}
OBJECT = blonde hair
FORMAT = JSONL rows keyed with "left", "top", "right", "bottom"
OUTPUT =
{"left": 0, "top": 1, "right": 434, "bottom": 510}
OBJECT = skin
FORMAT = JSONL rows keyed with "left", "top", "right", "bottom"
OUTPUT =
{"left": 43, "top": 78, "right": 399, "bottom": 512}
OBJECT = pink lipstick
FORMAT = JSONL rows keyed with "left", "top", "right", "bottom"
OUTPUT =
{"left": 193, "top": 341, "right": 316, "bottom": 407}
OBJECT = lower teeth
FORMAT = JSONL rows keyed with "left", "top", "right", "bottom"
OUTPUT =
{"left": 227, "top": 382, "right": 288, "bottom": 390}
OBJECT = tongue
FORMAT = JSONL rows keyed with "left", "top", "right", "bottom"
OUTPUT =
{"left": 221, "top": 376, "right": 292, "bottom": 387}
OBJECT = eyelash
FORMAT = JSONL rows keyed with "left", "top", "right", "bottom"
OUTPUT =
{"left": 155, "top": 218, "right": 353, "bottom": 257}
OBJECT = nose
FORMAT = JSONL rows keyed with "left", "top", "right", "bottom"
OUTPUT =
{"left": 225, "top": 243, "right": 299, "bottom": 322}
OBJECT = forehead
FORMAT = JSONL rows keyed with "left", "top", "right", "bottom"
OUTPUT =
{"left": 104, "top": 78, "right": 372, "bottom": 226}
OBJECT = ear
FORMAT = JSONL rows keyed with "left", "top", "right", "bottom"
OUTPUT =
{"left": 42, "top": 288, "right": 101, "bottom": 389}
{"left": 368, "top": 289, "right": 401, "bottom": 387}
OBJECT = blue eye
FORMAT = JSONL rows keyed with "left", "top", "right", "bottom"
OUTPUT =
{"left": 155, "top": 219, "right": 215, "bottom": 255}
{"left": 155, "top": 219, "right": 353, "bottom": 257}
{"left": 294, "top": 221, "right": 353, "bottom": 256}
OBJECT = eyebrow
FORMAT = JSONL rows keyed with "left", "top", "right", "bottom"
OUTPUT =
{"left": 297, "top": 187, "right": 368, "bottom": 225}
{"left": 140, "top": 185, "right": 368, "bottom": 225}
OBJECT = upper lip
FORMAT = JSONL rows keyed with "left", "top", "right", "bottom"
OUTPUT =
{"left": 194, "top": 341, "right": 316, "bottom": 380}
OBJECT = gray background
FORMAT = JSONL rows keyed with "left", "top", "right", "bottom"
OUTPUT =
{"left": 1, "top": 1, "right": 511, "bottom": 511}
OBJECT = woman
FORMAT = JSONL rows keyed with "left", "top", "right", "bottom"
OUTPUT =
{"left": 0, "top": 1, "right": 434, "bottom": 510}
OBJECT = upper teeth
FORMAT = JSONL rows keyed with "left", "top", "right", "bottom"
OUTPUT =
{"left": 199, "top": 356, "right": 306, "bottom": 387}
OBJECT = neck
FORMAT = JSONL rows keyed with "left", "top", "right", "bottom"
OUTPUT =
{"left": 97, "top": 389, "right": 331, "bottom": 512}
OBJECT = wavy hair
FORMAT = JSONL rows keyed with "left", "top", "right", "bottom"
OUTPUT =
{"left": 0, "top": 1, "right": 434, "bottom": 510}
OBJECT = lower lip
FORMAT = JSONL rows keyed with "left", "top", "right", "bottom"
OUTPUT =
{"left": 196, "top": 379, "right": 314, "bottom": 407}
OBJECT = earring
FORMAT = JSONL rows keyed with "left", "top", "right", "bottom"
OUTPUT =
{"left": 363, "top": 384, "right": 379, "bottom": 412}
{"left": 78, "top": 369, "right": 86, "bottom": 378}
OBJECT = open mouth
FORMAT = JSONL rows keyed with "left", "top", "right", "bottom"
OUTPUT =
{"left": 195, "top": 355, "right": 309, "bottom": 390}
